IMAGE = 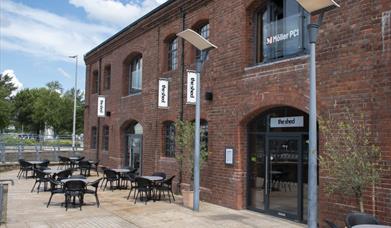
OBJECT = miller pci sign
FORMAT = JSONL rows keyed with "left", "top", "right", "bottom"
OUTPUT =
{"left": 186, "top": 71, "right": 197, "bottom": 104}
{"left": 266, "top": 28, "right": 300, "bottom": 45}
{"left": 270, "top": 116, "right": 304, "bottom": 128}
{"left": 97, "top": 96, "right": 106, "bottom": 117}
{"left": 158, "top": 79, "right": 169, "bottom": 108}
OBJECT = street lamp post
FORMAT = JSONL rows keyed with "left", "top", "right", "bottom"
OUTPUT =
{"left": 295, "top": 1, "right": 339, "bottom": 227}
{"left": 177, "top": 29, "right": 217, "bottom": 211}
{"left": 68, "top": 55, "right": 78, "bottom": 150}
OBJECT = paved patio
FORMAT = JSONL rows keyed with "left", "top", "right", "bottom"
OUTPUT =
{"left": 1, "top": 168, "right": 304, "bottom": 228}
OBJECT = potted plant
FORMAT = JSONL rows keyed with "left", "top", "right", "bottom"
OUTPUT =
{"left": 319, "top": 111, "right": 384, "bottom": 213}
{"left": 175, "top": 120, "right": 208, "bottom": 209}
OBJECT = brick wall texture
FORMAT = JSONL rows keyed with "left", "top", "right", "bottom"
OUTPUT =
{"left": 83, "top": 0, "right": 391, "bottom": 226}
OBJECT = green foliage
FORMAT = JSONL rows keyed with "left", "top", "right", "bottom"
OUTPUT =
{"left": 0, "top": 73, "right": 16, "bottom": 130}
{"left": 319, "top": 111, "right": 382, "bottom": 212}
{"left": 175, "top": 120, "right": 208, "bottom": 181}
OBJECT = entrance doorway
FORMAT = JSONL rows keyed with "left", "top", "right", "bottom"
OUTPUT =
{"left": 125, "top": 122, "right": 143, "bottom": 173}
{"left": 247, "top": 107, "right": 311, "bottom": 222}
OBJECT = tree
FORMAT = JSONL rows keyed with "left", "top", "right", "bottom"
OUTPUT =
{"left": 46, "top": 81, "right": 63, "bottom": 93}
{"left": 319, "top": 111, "right": 383, "bottom": 212}
{"left": 13, "top": 89, "right": 37, "bottom": 132}
{"left": 0, "top": 73, "right": 16, "bottom": 130}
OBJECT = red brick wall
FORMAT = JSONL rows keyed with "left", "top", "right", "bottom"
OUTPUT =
{"left": 84, "top": 0, "right": 391, "bottom": 226}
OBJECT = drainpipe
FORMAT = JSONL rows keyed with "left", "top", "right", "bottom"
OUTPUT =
{"left": 179, "top": 6, "right": 186, "bottom": 193}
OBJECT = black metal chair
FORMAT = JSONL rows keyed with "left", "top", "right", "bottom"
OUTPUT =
{"left": 17, "top": 159, "right": 33, "bottom": 179}
{"left": 134, "top": 177, "right": 153, "bottom": 205}
{"left": 103, "top": 169, "right": 119, "bottom": 191}
{"left": 85, "top": 178, "right": 102, "bottom": 207}
{"left": 31, "top": 169, "right": 49, "bottom": 193}
{"left": 79, "top": 160, "right": 92, "bottom": 177}
{"left": 99, "top": 166, "right": 108, "bottom": 189}
{"left": 64, "top": 180, "right": 86, "bottom": 211}
{"left": 324, "top": 219, "right": 339, "bottom": 228}
{"left": 58, "top": 156, "right": 71, "bottom": 169}
{"left": 38, "top": 159, "right": 50, "bottom": 171}
{"left": 90, "top": 160, "right": 100, "bottom": 176}
{"left": 46, "top": 178, "right": 64, "bottom": 207}
{"left": 157, "top": 175, "right": 176, "bottom": 203}
{"left": 125, "top": 173, "right": 138, "bottom": 200}
{"left": 55, "top": 168, "right": 73, "bottom": 181}
{"left": 345, "top": 212, "right": 379, "bottom": 228}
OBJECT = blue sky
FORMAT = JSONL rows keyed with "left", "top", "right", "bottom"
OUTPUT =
{"left": 0, "top": 0, "right": 166, "bottom": 93}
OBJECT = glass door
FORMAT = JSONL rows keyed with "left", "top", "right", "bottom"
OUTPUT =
{"left": 126, "top": 134, "right": 143, "bottom": 173}
{"left": 266, "top": 136, "right": 301, "bottom": 220}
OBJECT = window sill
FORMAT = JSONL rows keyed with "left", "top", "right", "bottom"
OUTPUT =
{"left": 245, "top": 54, "right": 309, "bottom": 72}
{"left": 121, "top": 92, "right": 142, "bottom": 98}
{"left": 159, "top": 157, "right": 176, "bottom": 162}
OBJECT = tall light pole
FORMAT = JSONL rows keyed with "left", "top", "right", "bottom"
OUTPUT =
{"left": 177, "top": 29, "right": 217, "bottom": 211}
{"left": 68, "top": 55, "right": 78, "bottom": 150}
{"left": 296, "top": 1, "right": 339, "bottom": 227}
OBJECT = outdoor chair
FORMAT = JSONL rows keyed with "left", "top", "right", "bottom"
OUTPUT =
{"left": 157, "top": 175, "right": 176, "bottom": 203}
{"left": 55, "top": 168, "right": 73, "bottom": 181}
{"left": 70, "top": 156, "right": 85, "bottom": 169}
{"left": 64, "top": 180, "right": 86, "bottom": 211}
{"left": 17, "top": 159, "right": 33, "bottom": 179}
{"left": 134, "top": 177, "right": 153, "bottom": 205}
{"left": 79, "top": 160, "right": 92, "bottom": 176}
{"left": 38, "top": 159, "right": 50, "bottom": 171}
{"left": 85, "top": 178, "right": 102, "bottom": 207}
{"left": 58, "top": 156, "right": 71, "bottom": 169}
{"left": 324, "top": 219, "right": 338, "bottom": 228}
{"left": 103, "top": 169, "right": 119, "bottom": 191}
{"left": 47, "top": 178, "right": 65, "bottom": 207}
{"left": 90, "top": 160, "right": 100, "bottom": 176}
{"left": 125, "top": 173, "right": 138, "bottom": 200}
{"left": 99, "top": 166, "right": 108, "bottom": 189}
{"left": 31, "top": 169, "right": 49, "bottom": 193}
{"left": 345, "top": 212, "right": 379, "bottom": 228}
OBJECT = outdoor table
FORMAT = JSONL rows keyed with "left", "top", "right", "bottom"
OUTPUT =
{"left": 141, "top": 176, "right": 164, "bottom": 201}
{"left": 29, "top": 161, "right": 43, "bottom": 168}
{"left": 43, "top": 169, "right": 62, "bottom": 177}
{"left": 352, "top": 225, "right": 391, "bottom": 228}
{"left": 113, "top": 169, "right": 130, "bottom": 189}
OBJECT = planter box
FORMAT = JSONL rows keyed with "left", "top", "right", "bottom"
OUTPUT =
{"left": 182, "top": 190, "right": 194, "bottom": 209}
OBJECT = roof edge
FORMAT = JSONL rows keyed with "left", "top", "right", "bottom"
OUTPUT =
{"left": 84, "top": 0, "right": 176, "bottom": 59}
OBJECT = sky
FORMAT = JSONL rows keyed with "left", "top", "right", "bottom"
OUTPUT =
{"left": 0, "top": 0, "right": 167, "bottom": 93}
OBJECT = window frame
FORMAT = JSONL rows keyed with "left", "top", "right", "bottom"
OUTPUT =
{"left": 128, "top": 56, "right": 143, "bottom": 95}
{"left": 102, "top": 125, "right": 109, "bottom": 151}
{"left": 104, "top": 65, "right": 111, "bottom": 90}
{"left": 91, "top": 127, "right": 97, "bottom": 149}
{"left": 163, "top": 122, "right": 176, "bottom": 157}
{"left": 195, "top": 23, "right": 210, "bottom": 62}
{"left": 168, "top": 37, "right": 178, "bottom": 71}
{"left": 255, "top": 0, "right": 309, "bottom": 64}
{"left": 92, "top": 70, "right": 99, "bottom": 94}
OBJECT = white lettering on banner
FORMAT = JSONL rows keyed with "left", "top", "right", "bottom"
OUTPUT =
{"left": 158, "top": 79, "right": 169, "bottom": 108}
{"left": 266, "top": 29, "right": 300, "bottom": 45}
{"left": 97, "top": 96, "right": 106, "bottom": 117}
{"left": 270, "top": 116, "right": 304, "bottom": 128}
{"left": 187, "top": 71, "right": 197, "bottom": 104}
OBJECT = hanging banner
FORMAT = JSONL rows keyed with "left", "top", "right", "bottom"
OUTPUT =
{"left": 158, "top": 79, "right": 169, "bottom": 108}
{"left": 97, "top": 96, "right": 106, "bottom": 117}
{"left": 187, "top": 71, "right": 197, "bottom": 104}
{"left": 270, "top": 116, "right": 304, "bottom": 128}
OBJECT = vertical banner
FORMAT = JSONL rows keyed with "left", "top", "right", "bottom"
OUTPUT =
{"left": 187, "top": 71, "right": 197, "bottom": 104}
{"left": 158, "top": 79, "right": 169, "bottom": 108}
{"left": 97, "top": 96, "right": 106, "bottom": 117}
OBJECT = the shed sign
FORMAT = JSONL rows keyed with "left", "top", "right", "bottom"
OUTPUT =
{"left": 97, "top": 96, "right": 106, "bottom": 117}
{"left": 270, "top": 116, "right": 304, "bottom": 128}
{"left": 187, "top": 71, "right": 197, "bottom": 104}
{"left": 158, "top": 79, "right": 169, "bottom": 108}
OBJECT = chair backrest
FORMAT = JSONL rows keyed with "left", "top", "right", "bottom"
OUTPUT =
{"left": 104, "top": 169, "right": 118, "bottom": 179}
{"left": 324, "top": 219, "right": 338, "bottom": 228}
{"left": 48, "top": 177, "right": 63, "bottom": 190}
{"left": 39, "top": 160, "right": 50, "bottom": 168}
{"left": 163, "top": 175, "right": 175, "bottom": 186}
{"left": 64, "top": 180, "right": 86, "bottom": 192}
{"left": 345, "top": 212, "right": 379, "bottom": 228}
{"left": 56, "top": 168, "right": 73, "bottom": 180}
{"left": 34, "top": 169, "right": 47, "bottom": 179}
{"left": 20, "top": 159, "right": 33, "bottom": 168}
{"left": 152, "top": 172, "right": 166, "bottom": 179}
{"left": 79, "top": 160, "right": 91, "bottom": 168}
{"left": 135, "top": 177, "right": 151, "bottom": 189}
{"left": 77, "top": 156, "right": 85, "bottom": 162}
{"left": 88, "top": 178, "right": 102, "bottom": 189}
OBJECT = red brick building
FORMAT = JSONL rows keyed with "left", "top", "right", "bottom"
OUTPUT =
{"left": 84, "top": 0, "right": 391, "bottom": 226}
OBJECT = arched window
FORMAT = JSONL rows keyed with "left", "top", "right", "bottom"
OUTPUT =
{"left": 168, "top": 37, "right": 178, "bottom": 71}
{"left": 128, "top": 56, "right": 142, "bottom": 94}
{"left": 102, "top": 125, "right": 109, "bottom": 151}
{"left": 196, "top": 23, "right": 209, "bottom": 62}
{"left": 256, "top": 0, "right": 309, "bottom": 63}
{"left": 92, "top": 70, "right": 99, "bottom": 94}
{"left": 163, "top": 121, "right": 176, "bottom": 157}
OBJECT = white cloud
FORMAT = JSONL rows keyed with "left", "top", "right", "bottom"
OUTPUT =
{"left": 0, "top": 0, "right": 116, "bottom": 62}
{"left": 69, "top": 0, "right": 167, "bottom": 28}
{"left": 1, "top": 69, "right": 24, "bottom": 96}
{"left": 57, "top": 68, "right": 72, "bottom": 80}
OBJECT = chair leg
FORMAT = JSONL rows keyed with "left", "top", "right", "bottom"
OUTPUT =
{"left": 95, "top": 193, "right": 100, "bottom": 208}
{"left": 134, "top": 191, "right": 139, "bottom": 204}
{"left": 171, "top": 190, "right": 175, "bottom": 201}
{"left": 127, "top": 189, "right": 132, "bottom": 200}
{"left": 47, "top": 193, "right": 54, "bottom": 207}
{"left": 31, "top": 181, "right": 37, "bottom": 192}
{"left": 167, "top": 189, "right": 171, "bottom": 203}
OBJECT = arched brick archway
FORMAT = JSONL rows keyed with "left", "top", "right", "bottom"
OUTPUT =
{"left": 119, "top": 119, "right": 144, "bottom": 173}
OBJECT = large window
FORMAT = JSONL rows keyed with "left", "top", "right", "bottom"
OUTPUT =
{"left": 128, "top": 56, "right": 142, "bottom": 94}
{"left": 92, "top": 70, "right": 99, "bottom": 94}
{"left": 256, "top": 0, "right": 308, "bottom": 62}
{"left": 91, "top": 127, "right": 97, "bottom": 149}
{"left": 104, "top": 65, "right": 111, "bottom": 90}
{"left": 163, "top": 121, "right": 176, "bottom": 157}
{"left": 196, "top": 23, "right": 210, "bottom": 62}
{"left": 102, "top": 125, "right": 109, "bottom": 151}
{"left": 168, "top": 38, "right": 178, "bottom": 71}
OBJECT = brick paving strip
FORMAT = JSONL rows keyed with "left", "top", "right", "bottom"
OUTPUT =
{"left": 1, "top": 168, "right": 304, "bottom": 228}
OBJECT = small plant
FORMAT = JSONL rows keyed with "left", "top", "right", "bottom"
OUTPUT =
{"left": 319, "top": 110, "right": 383, "bottom": 212}
{"left": 175, "top": 120, "right": 208, "bottom": 185}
